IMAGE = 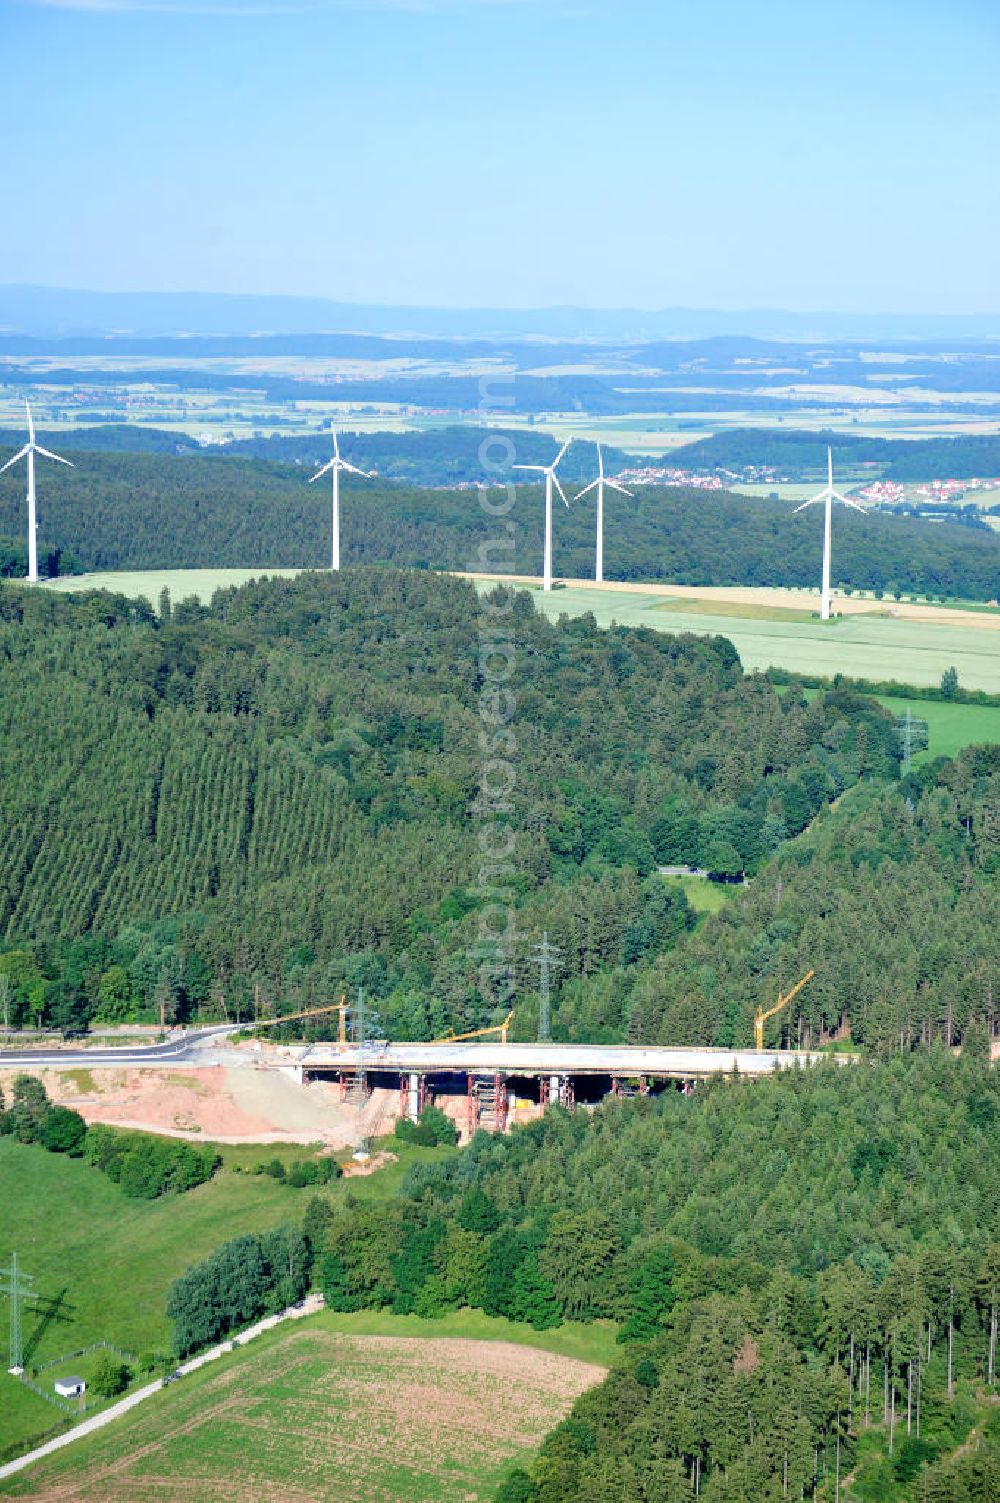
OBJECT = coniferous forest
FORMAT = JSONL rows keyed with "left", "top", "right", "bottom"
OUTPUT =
{"left": 0, "top": 567, "right": 903, "bottom": 1037}
{"left": 1, "top": 445, "right": 999, "bottom": 597}
{"left": 3, "top": 565, "right": 999, "bottom": 1501}
{"left": 308, "top": 1045, "right": 1000, "bottom": 1503}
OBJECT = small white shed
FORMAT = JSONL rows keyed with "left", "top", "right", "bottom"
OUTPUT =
{"left": 54, "top": 1376, "right": 85, "bottom": 1399}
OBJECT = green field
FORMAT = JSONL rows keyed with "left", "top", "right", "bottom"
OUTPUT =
{"left": 43, "top": 566, "right": 302, "bottom": 604}
{"left": 0, "top": 1313, "right": 607, "bottom": 1501}
{"left": 38, "top": 569, "right": 1000, "bottom": 693}
{"left": 653, "top": 594, "right": 820, "bottom": 622}
{"left": 874, "top": 695, "right": 1000, "bottom": 761}
{"left": 658, "top": 873, "right": 734, "bottom": 913}
{"left": 0, "top": 1137, "right": 453, "bottom": 1456}
{"left": 517, "top": 584, "right": 1000, "bottom": 693}
{"left": 791, "top": 689, "right": 1000, "bottom": 762}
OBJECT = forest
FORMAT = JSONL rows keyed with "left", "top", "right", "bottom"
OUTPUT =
{"left": 0, "top": 567, "right": 902, "bottom": 1040}
{"left": 1, "top": 444, "right": 999, "bottom": 597}
{"left": 0, "top": 422, "right": 634, "bottom": 486}
{"left": 666, "top": 427, "right": 1000, "bottom": 481}
{"left": 2, "top": 562, "right": 998, "bottom": 1499}
{"left": 155, "top": 1045, "right": 1000, "bottom": 1502}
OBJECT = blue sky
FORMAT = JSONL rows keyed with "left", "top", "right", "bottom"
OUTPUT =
{"left": 4, "top": 0, "right": 998, "bottom": 311}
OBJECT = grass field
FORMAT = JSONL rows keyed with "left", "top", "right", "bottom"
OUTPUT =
{"left": 518, "top": 584, "right": 1000, "bottom": 693}
{"left": 38, "top": 568, "right": 1000, "bottom": 692}
{"left": 0, "top": 1314, "right": 607, "bottom": 1501}
{"left": 658, "top": 873, "right": 734, "bottom": 914}
{"left": 0, "top": 1137, "right": 453, "bottom": 1456}
{"left": 792, "top": 689, "right": 1000, "bottom": 762}
{"left": 873, "top": 696, "right": 1000, "bottom": 761}
{"left": 653, "top": 595, "right": 821, "bottom": 622}
{"left": 43, "top": 567, "right": 302, "bottom": 604}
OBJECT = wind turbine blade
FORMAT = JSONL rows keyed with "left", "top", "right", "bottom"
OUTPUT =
{"left": 331, "top": 425, "right": 340, "bottom": 461}
{"left": 341, "top": 461, "right": 371, "bottom": 478}
{"left": 606, "top": 480, "right": 633, "bottom": 497}
{"left": 793, "top": 494, "right": 825, "bottom": 514}
{"left": 24, "top": 400, "right": 34, "bottom": 445}
{"left": 0, "top": 444, "right": 30, "bottom": 474}
{"left": 309, "top": 461, "right": 334, "bottom": 483}
{"left": 834, "top": 491, "right": 865, "bottom": 512}
{"left": 33, "top": 445, "right": 73, "bottom": 467}
{"left": 553, "top": 474, "right": 570, "bottom": 508}
{"left": 597, "top": 443, "right": 604, "bottom": 479}
{"left": 827, "top": 446, "right": 833, "bottom": 489}
{"left": 575, "top": 478, "right": 599, "bottom": 500}
{"left": 512, "top": 465, "right": 546, "bottom": 473}
{"left": 552, "top": 437, "right": 572, "bottom": 470}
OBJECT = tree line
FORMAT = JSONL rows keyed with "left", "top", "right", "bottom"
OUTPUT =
{"left": 2, "top": 444, "right": 1000, "bottom": 597}
{"left": 667, "top": 426, "right": 1000, "bottom": 482}
{"left": 0, "top": 1075, "right": 219, "bottom": 1196}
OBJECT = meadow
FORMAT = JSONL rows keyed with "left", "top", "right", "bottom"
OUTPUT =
{"left": 873, "top": 695, "right": 1000, "bottom": 761}
{"left": 0, "top": 1315, "right": 608, "bottom": 1502}
{"left": 40, "top": 568, "right": 1000, "bottom": 693}
{"left": 518, "top": 582, "right": 1000, "bottom": 693}
{"left": 0, "top": 1137, "right": 453, "bottom": 1457}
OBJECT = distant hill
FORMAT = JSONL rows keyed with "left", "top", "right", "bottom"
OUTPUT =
{"left": 666, "top": 427, "right": 1000, "bottom": 480}
{"left": 4, "top": 284, "right": 1000, "bottom": 341}
{"left": 0, "top": 425, "right": 634, "bottom": 487}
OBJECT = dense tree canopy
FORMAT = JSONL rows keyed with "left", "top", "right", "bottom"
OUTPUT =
{"left": 298, "top": 1047, "right": 1000, "bottom": 1502}
{"left": 0, "top": 569, "right": 898, "bottom": 1039}
{"left": 1, "top": 444, "right": 999, "bottom": 596}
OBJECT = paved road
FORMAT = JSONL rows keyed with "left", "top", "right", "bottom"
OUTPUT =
{"left": 0, "top": 1024, "right": 239, "bottom": 1070}
{"left": 0, "top": 1294, "right": 325, "bottom": 1483}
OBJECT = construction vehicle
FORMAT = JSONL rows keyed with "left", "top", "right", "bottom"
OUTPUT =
{"left": 754, "top": 970, "right": 814, "bottom": 1051}
{"left": 432, "top": 1010, "right": 514, "bottom": 1046}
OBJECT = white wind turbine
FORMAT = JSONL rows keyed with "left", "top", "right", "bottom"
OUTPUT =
{"left": 513, "top": 438, "right": 572, "bottom": 591}
{"left": 794, "top": 446, "right": 864, "bottom": 621}
{"left": 308, "top": 424, "right": 375, "bottom": 571}
{"left": 574, "top": 444, "right": 633, "bottom": 584}
{"left": 0, "top": 401, "right": 72, "bottom": 583}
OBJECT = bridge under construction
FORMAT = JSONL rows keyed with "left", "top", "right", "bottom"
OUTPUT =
{"left": 293, "top": 1040, "right": 838, "bottom": 1134}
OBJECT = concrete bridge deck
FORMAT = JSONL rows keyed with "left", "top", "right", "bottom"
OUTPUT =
{"left": 296, "top": 1040, "right": 840, "bottom": 1079}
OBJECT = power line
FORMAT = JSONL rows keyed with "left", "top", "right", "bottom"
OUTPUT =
{"left": 531, "top": 932, "right": 562, "bottom": 1043}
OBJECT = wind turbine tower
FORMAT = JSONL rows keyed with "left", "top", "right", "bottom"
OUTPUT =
{"left": 513, "top": 438, "right": 572, "bottom": 591}
{"left": 308, "top": 424, "right": 375, "bottom": 571}
{"left": 0, "top": 401, "right": 73, "bottom": 583}
{"left": 575, "top": 444, "right": 633, "bottom": 583}
{"left": 793, "top": 447, "right": 864, "bottom": 621}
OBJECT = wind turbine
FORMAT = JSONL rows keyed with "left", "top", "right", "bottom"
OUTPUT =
{"left": 794, "top": 446, "right": 864, "bottom": 621}
{"left": 308, "top": 424, "right": 374, "bottom": 571}
{"left": 574, "top": 444, "right": 633, "bottom": 584}
{"left": 513, "top": 438, "right": 572, "bottom": 591}
{"left": 0, "top": 401, "right": 72, "bottom": 583}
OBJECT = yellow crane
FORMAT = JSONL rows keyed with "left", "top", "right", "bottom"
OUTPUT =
{"left": 432, "top": 1010, "right": 515, "bottom": 1046}
{"left": 250, "top": 996, "right": 351, "bottom": 1041}
{"left": 754, "top": 970, "right": 814, "bottom": 1051}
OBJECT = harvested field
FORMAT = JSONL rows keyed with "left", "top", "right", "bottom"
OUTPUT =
{"left": 0, "top": 1321, "right": 605, "bottom": 1502}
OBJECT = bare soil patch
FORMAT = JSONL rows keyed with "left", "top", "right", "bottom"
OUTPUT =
{"left": 0, "top": 1065, "right": 400, "bottom": 1148}
{"left": 6, "top": 1328, "right": 605, "bottom": 1503}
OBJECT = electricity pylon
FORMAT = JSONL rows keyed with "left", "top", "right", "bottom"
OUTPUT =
{"left": 1, "top": 1252, "right": 34, "bottom": 1373}
{"left": 531, "top": 932, "right": 562, "bottom": 1043}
